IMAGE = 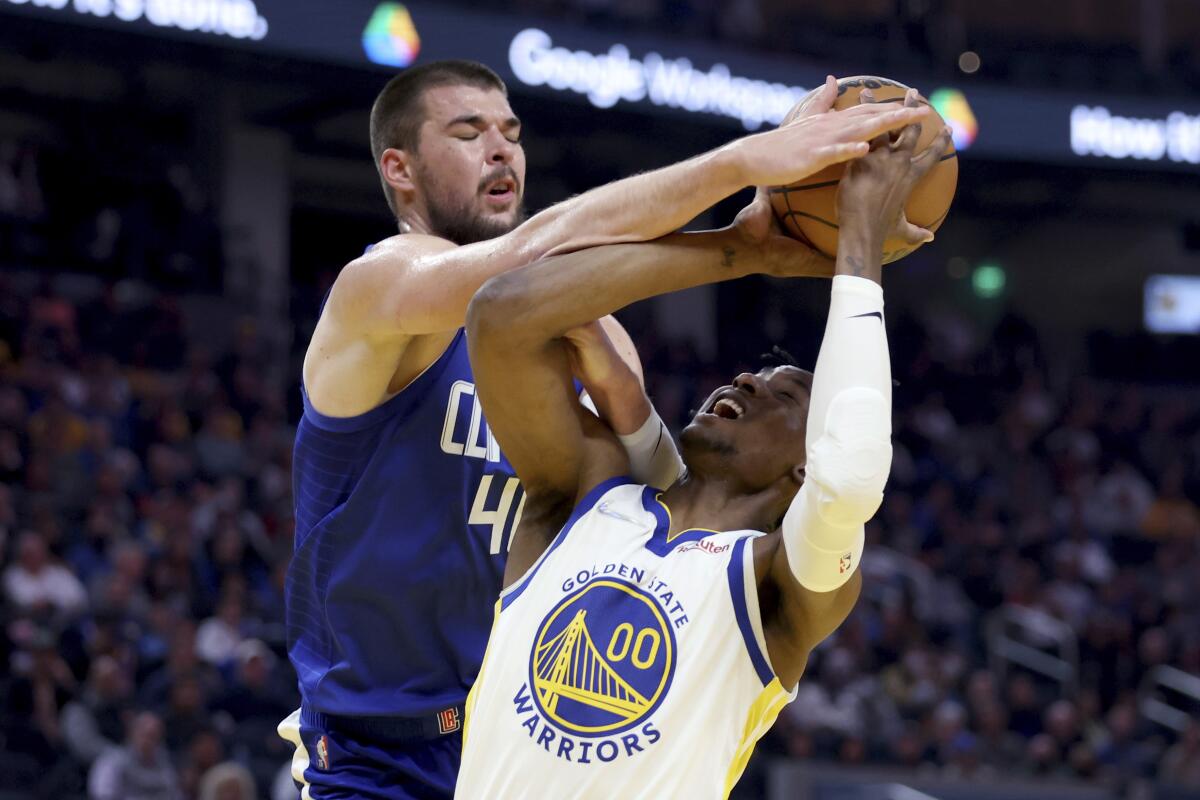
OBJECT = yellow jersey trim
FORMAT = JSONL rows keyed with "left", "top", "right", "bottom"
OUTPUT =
{"left": 722, "top": 677, "right": 791, "bottom": 798}
{"left": 463, "top": 599, "right": 503, "bottom": 750}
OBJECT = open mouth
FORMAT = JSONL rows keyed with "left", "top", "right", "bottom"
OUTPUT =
{"left": 704, "top": 395, "right": 745, "bottom": 420}
{"left": 483, "top": 177, "right": 516, "bottom": 202}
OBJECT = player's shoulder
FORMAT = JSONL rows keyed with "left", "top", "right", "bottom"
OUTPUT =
{"left": 326, "top": 234, "right": 458, "bottom": 321}
{"left": 360, "top": 232, "right": 459, "bottom": 262}
{"left": 339, "top": 233, "right": 458, "bottom": 289}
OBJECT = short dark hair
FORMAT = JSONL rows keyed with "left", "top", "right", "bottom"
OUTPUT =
{"left": 760, "top": 345, "right": 801, "bottom": 369}
{"left": 369, "top": 60, "right": 508, "bottom": 217}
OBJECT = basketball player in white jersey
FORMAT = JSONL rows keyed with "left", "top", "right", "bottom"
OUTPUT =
{"left": 283, "top": 57, "right": 933, "bottom": 799}
{"left": 456, "top": 89, "right": 951, "bottom": 798}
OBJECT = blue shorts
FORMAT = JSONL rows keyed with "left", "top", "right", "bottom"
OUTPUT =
{"left": 279, "top": 708, "right": 462, "bottom": 800}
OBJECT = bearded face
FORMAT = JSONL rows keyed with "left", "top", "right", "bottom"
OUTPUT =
{"left": 406, "top": 84, "right": 528, "bottom": 245}
{"left": 415, "top": 158, "right": 526, "bottom": 245}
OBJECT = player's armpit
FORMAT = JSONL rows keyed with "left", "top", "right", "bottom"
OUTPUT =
{"left": 484, "top": 367, "right": 629, "bottom": 589}
{"left": 467, "top": 294, "right": 630, "bottom": 588}
{"left": 505, "top": 489, "right": 577, "bottom": 590}
{"left": 755, "top": 535, "right": 862, "bottom": 687}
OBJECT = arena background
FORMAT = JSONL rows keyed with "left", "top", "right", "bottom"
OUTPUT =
{"left": 0, "top": 1, "right": 1198, "bottom": 798}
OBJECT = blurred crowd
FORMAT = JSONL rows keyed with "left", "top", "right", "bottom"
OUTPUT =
{"left": 0, "top": 268, "right": 1198, "bottom": 800}
{"left": 668, "top": 292, "right": 1200, "bottom": 797}
{"left": 0, "top": 276, "right": 296, "bottom": 799}
{"left": 0, "top": 135, "right": 222, "bottom": 294}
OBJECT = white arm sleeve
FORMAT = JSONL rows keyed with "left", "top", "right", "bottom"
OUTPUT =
{"left": 783, "top": 275, "right": 893, "bottom": 593}
{"left": 615, "top": 407, "right": 684, "bottom": 489}
{"left": 579, "top": 392, "right": 684, "bottom": 490}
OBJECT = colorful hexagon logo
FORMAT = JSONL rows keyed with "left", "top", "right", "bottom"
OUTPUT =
{"left": 363, "top": 3, "right": 421, "bottom": 68}
{"left": 930, "top": 88, "right": 978, "bottom": 150}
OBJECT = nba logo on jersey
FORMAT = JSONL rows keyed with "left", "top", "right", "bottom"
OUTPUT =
{"left": 839, "top": 552, "right": 853, "bottom": 573}
{"left": 315, "top": 735, "right": 330, "bottom": 770}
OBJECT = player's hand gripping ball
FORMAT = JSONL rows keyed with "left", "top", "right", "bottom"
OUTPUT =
{"left": 769, "top": 76, "right": 958, "bottom": 264}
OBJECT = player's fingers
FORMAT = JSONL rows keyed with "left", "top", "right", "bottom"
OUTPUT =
{"left": 785, "top": 75, "right": 838, "bottom": 126}
{"left": 896, "top": 215, "right": 935, "bottom": 245}
{"left": 857, "top": 89, "right": 891, "bottom": 150}
{"left": 808, "top": 75, "right": 838, "bottom": 115}
{"left": 849, "top": 105, "right": 929, "bottom": 141}
{"left": 817, "top": 141, "right": 870, "bottom": 167}
{"left": 893, "top": 90, "right": 924, "bottom": 151}
{"left": 911, "top": 125, "right": 954, "bottom": 175}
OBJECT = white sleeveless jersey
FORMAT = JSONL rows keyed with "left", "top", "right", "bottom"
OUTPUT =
{"left": 456, "top": 477, "right": 797, "bottom": 800}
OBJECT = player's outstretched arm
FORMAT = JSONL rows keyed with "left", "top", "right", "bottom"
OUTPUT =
{"left": 353, "top": 85, "right": 929, "bottom": 338}
{"left": 575, "top": 318, "right": 685, "bottom": 491}
{"left": 313, "top": 85, "right": 927, "bottom": 417}
{"left": 466, "top": 213, "right": 830, "bottom": 585}
{"left": 757, "top": 93, "right": 954, "bottom": 689}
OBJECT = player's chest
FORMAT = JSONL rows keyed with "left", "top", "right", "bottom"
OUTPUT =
{"left": 489, "top": 546, "right": 746, "bottom": 769}
{"left": 511, "top": 541, "right": 738, "bottom": 672}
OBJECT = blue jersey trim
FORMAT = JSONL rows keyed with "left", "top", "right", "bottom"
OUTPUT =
{"left": 301, "top": 329, "right": 465, "bottom": 433}
{"left": 727, "top": 537, "right": 774, "bottom": 687}
{"left": 640, "top": 487, "right": 723, "bottom": 557}
{"left": 500, "top": 476, "right": 635, "bottom": 611}
{"left": 640, "top": 486, "right": 670, "bottom": 539}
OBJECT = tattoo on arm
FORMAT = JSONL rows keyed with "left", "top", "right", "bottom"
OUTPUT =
{"left": 721, "top": 246, "right": 736, "bottom": 268}
{"left": 846, "top": 255, "right": 866, "bottom": 277}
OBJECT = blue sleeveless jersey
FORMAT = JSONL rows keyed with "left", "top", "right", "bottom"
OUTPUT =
{"left": 287, "top": 329, "right": 522, "bottom": 717}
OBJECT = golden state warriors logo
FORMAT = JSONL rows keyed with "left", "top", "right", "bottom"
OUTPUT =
{"left": 529, "top": 578, "right": 675, "bottom": 736}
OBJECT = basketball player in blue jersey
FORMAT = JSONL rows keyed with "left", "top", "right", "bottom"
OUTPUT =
{"left": 280, "top": 57, "right": 931, "bottom": 799}
{"left": 458, "top": 91, "right": 951, "bottom": 797}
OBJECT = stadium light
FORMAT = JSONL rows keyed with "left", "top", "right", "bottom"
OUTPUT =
{"left": 972, "top": 264, "right": 1006, "bottom": 298}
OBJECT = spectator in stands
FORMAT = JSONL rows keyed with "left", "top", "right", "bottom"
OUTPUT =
{"left": 1004, "top": 673, "right": 1044, "bottom": 739}
{"left": 61, "top": 654, "right": 133, "bottom": 766}
{"left": 1041, "top": 699, "right": 1086, "bottom": 768}
{"left": 161, "top": 674, "right": 214, "bottom": 754}
{"left": 788, "top": 648, "right": 870, "bottom": 743}
{"left": 3, "top": 628, "right": 76, "bottom": 776}
{"left": 0, "top": 268, "right": 1196, "bottom": 795}
{"left": 177, "top": 727, "right": 226, "bottom": 800}
{"left": 88, "top": 711, "right": 181, "bottom": 800}
{"left": 4, "top": 529, "right": 87, "bottom": 621}
{"left": 195, "top": 590, "right": 251, "bottom": 668}
{"left": 1141, "top": 460, "right": 1200, "bottom": 539}
{"left": 973, "top": 702, "right": 1024, "bottom": 770}
{"left": 1161, "top": 722, "right": 1200, "bottom": 788}
{"left": 1096, "top": 700, "right": 1155, "bottom": 780}
{"left": 138, "top": 620, "right": 221, "bottom": 710}
{"left": 214, "top": 638, "right": 294, "bottom": 727}
{"left": 197, "top": 762, "right": 257, "bottom": 800}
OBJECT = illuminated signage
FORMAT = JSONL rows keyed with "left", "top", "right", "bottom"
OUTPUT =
{"left": 1, "top": 0, "right": 268, "bottom": 40}
{"left": 930, "top": 88, "right": 977, "bottom": 150}
{"left": 508, "top": 27, "right": 807, "bottom": 131}
{"left": 362, "top": 3, "right": 419, "bottom": 68}
{"left": 1145, "top": 275, "right": 1200, "bottom": 334}
{"left": 5, "top": 0, "right": 1200, "bottom": 174}
{"left": 1071, "top": 105, "right": 1200, "bottom": 165}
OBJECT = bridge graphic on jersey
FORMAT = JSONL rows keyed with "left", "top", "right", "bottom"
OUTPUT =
{"left": 533, "top": 609, "right": 651, "bottom": 721}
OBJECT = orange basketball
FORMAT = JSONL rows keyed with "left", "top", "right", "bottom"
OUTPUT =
{"left": 768, "top": 76, "right": 958, "bottom": 264}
